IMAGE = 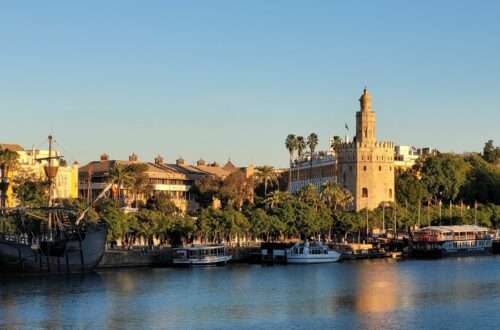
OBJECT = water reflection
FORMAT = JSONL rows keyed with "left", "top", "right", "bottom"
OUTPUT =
{"left": 2, "top": 258, "right": 500, "bottom": 329}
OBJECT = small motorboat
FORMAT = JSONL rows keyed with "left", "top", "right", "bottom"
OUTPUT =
{"left": 286, "top": 240, "right": 341, "bottom": 264}
{"left": 172, "top": 245, "right": 232, "bottom": 266}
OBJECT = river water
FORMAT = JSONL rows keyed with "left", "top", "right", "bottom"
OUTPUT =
{"left": 2, "top": 257, "right": 500, "bottom": 329}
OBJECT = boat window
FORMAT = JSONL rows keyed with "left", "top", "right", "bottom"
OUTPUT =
{"left": 299, "top": 248, "right": 304, "bottom": 254}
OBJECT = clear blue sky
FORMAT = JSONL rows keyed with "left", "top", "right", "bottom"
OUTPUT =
{"left": 1, "top": 1, "right": 499, "bottom": 167}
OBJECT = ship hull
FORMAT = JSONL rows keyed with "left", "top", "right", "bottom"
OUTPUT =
{"left": 0, "top": 225, "right": 107, "bottom": 274}
{"left": 411, "top": 240, "right": 492, "bottom": 259}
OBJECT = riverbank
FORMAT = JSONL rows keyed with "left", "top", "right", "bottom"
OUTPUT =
{"left": 97, "top": 243, "right": 393, "bottom": 269}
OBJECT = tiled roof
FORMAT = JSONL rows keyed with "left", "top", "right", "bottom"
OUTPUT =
{"left": 0, "top": 143, "right": 24, "bottom": 152}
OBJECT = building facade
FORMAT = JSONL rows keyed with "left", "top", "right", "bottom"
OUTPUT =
{"left": 0, "top": 143, "right": 79, "bottom": 207}
{"left": 336, "top": 89, "right": 395, "bottom": 210}
{"left": 79, "top": 154, "right": 253, "bottom": 213}
{"left": 290, "top": 152, "right": 336, "bottom": 193}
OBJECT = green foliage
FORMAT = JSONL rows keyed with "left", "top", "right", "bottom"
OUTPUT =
{"left": 396, "top": 171, "right": 430, "bottom": 205}
{"left": 420, "top": 154, "right": 471, "bottom": 202}
{"left": 482, "top": 140, "right": 500, "bottom": 164}
{"left": 146, "top": 192, "right": 179, "bottom": 215}
{"left": 461, "top": 156, "right": 500, "bottom": 204}
{"left": 13, "top": 176, "right": 49, "bottom": 207}
{"left": 99, "top": 203, "right": 133, "bottom": 242}
{"left": 254, "top": 165, "right": 278, "bottom": 196}
{"left": 219, "top": 171, "right": 253, "bottom": 209}
{"left": 192, "top": 176, "right": 223, "bottom": 208}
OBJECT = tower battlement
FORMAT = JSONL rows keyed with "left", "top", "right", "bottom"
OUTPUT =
{"left": 337, "top": 88, "right": 395, "bottom": 211}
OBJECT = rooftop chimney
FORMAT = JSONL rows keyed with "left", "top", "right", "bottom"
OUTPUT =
{"left": 176, "top": 157, "right": 185, "bottom": 166}
{"left": 154, "top": 155, "right": 164, "bottom": 165}
{"left": 129, "top": 153, "right": 139, "bottom": 162}
{"left": 100, "top": 153, "right": 109, "bottom": 161}
{"left": 196, "top": 159, "right": 206, "bottom": 166}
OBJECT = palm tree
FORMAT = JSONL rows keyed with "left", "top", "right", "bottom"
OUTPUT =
{"left": 108, "top": 163, "right": 134, "bottom": 204}
{"left": 285, "top": 134, "right": 297, "bottom": 191}
{"left": 255, "top": 165, "right": 278, "bottom": 196}
{"left": 264, "top": 190, "right": 291, "bottom": 210}
{"left": 0, "top": 149, "right": 19, "bottom": 209}
{"left": 296, "top": 136, "right": 306, "bottom": 187}
{"left": 127, "top": 163, "right": 150, "bottom": 207}
{"left": 306, "top": 133, "right": 319, "bottom": 183}
{"left": 320, "top": 182, "right": 353, "bottom": 212}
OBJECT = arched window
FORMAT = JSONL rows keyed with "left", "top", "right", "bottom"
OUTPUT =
{"left": 362, "top": 187, "right": 368, "bottom": 198}
{"left": 389, "top": 189, "right": 393, "bottom": 198}
{"left": 363, "top": 166, "right": 367, "bottom": 171}
{"left": 379, "top": 166, "right": 382, "bottom": 171}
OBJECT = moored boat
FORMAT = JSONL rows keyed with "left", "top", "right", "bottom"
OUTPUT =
{"left": 0, "top": 135, "right": 109, "bottom": 274}
{"left": 286, "top": 240, "right": 341, "bottom": 264}
{"left": 410, "top": 225, "right": 493, "bottom": 258}
{"left": 172, "top": 245, "right": 232, "bottom": 266}
{"left": 0, "top": 221, "right": 107, "bottom": 274}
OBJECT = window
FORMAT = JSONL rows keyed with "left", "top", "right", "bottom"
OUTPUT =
{"left": 379, "top": 166, "right": 382, "bottom": 171}
{"left": 389, "top": 189, "right": 393, "bottom": 198}
{"left": 362, "top": 188, "right": 368, "bottom": 198}
{"left": 363, "top": 166, "right": 367, "bottom": 171}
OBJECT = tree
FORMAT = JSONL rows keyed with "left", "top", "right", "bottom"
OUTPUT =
{"left": 460, "top": 156, "right": 500, "bottom": 205}
{"left": 255, "top": 165, "right": 278, "bottom": 196}
{"left": 108, "top": 163, "right": 134, "bottom": 203}
{"left": 298, "top": 184, "right": 321, "bottom": 210}
{"left": 98, "top": 201, "right": 133, "bottom": 244}
{"left": 296, "top": 136, "right": 306, "bottom": 184}
{"left": 219, "top": 171, "right": 253, "bottom": 209}
{"left": 320, "top": 182, "right": 353, "bottom": 212}
{"left": 146, "top": 192, "right": 179, "bottom": 215}
{"left": 0, "top": 149, "right": 19, "bottom": 208}
{"left": 306, "top": 133, "right": 319, "bottom": 180}
{"left": 127, "top": 163, "right": 151, "bottom": 206}
{"left": 482, "top": 140, "right": 500, "bottom": 164}
{"left": 285, "top": 134, "right": 297, "bottom": 191}
{"left": 13, "top": 175, "right": 49, "bottom": 208}
{"left": 420, "top": 154, "right": 471, "bottom": 202}
{"left": 395, "top": 171, "right": 430, "bottom": 206}
{"left": 192, "top": 176, "right": 223, "bottom": 208}
{"left": 264, "top": 190, "right": 292, "bottom": 210}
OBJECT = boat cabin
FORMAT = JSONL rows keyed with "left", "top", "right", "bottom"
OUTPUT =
{"left": 413, "top": 225, "right": 491, "bottom": 242}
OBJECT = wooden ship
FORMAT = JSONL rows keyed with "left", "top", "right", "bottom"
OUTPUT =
{"left": 0, "top": 135, "right": 109, "bottom": 274}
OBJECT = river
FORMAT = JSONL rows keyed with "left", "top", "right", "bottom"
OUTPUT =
{"left": 2, "top": 257, "right": 500, "bottom": 329}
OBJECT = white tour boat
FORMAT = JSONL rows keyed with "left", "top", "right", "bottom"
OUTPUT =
{"left": 172, "top": 245, "right": 232, "bottom": 266}
{"left": 286, "top": 240, "right": 341, "bottom": 264}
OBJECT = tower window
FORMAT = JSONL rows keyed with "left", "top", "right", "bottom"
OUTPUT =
{"left": 363, "top": 166, "right": 367, "bottom": 171}
{"left": 362, "top": 188, "right": 368, "bottom": 198}
{"left": 379, "top": 166, "right": 382, "bottom": 171}
{"left": 389, "top": 189, "right": 393, "bottom": 198}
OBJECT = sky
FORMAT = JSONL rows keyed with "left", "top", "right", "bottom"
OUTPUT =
{"left": 1, "top": 1, "right": 499, "bottom": 167}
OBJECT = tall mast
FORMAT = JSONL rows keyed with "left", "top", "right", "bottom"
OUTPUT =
{"left": 48, "top": 135, "right": 53, "bottom": 207}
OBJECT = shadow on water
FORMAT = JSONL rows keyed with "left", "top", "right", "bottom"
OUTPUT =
{"left": 0, "top": 272, "right": 104, "bottom": 329}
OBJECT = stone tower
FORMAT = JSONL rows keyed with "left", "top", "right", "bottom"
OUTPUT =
{"left": 336, "top": 88, "right": 395, "bottom": 211}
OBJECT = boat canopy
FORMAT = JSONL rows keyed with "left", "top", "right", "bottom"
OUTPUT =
{"left": 415, "top": 225, "right": 489, "bottom": 234}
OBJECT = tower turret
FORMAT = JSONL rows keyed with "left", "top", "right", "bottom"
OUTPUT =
{"left": 356, "top": 87, "right": 376, "bottom": 143}
{"left": 359, "top": 87, "right": 372, "bottom": 112}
